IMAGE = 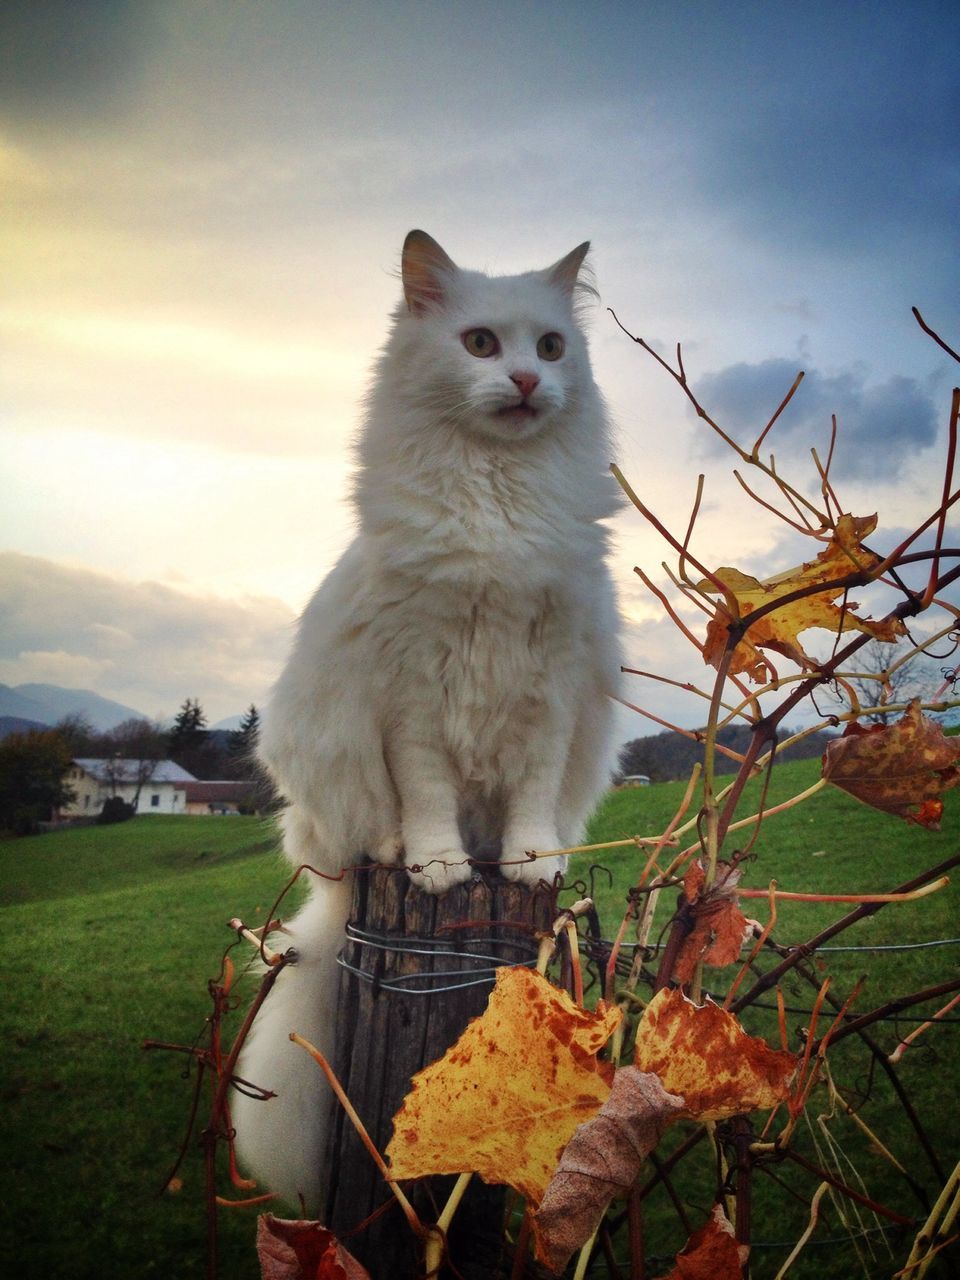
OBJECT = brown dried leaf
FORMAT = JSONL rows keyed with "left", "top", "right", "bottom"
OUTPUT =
{"left": 822, "top": 699, "right": 960, "bottom": 828}
{"left": 673, "top": 860, "right": 751, "bottom": 984}
{"left": 653, "top": 1203, "right": 749, "bottom": 1280}
{"left": 699, "top": 514, "right": 906, "bottom": 682}
{"left": 532, "top": 1067, "right": 684, "bottom": 1273}
{"left": 256, "top": 1215, "right": 370, "bottom": 1280}
{"left": 386, "top": 966, "right": 621, "bottom": 1205}
{"left": 634, "top": 987, "right": 797, "bottom": 1120}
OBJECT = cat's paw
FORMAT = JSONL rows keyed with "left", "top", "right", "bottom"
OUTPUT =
{"left": 500, "top": 845, "right": 566, "bottom": 887}
{"left": 500, "top": 854, "right": 566, "bottom": 886}
{"left": 373, "top": 831, "right": 404, "bottom": 866}
{"left": 405, "top": 851, "right": 474, "bottom": 894}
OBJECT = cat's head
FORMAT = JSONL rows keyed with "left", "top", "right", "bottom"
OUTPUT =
{"left": 392, "top": 230, "right": 598, "bottom": 444}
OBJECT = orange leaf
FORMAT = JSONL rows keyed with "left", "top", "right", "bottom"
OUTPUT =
{"left": 256, "top": 1215, "right": 370, "bottom": 1280}
{"left": 386, "top": 966, "right": 621, "bottom": 1205}
{"left": 633, "top": 987, "right": 797, "bottom": 1119}
{"left": 653, "top": 1203, "right": 748, "bottom": 1280}
{"left": 673, "top": 860, "right": 751, "bottom": 984}
{"left": 699, "top": 514, "right": 906, "bottom": 682}
{"left": 822, "top": 699, "right": 960, "bottom": 827}
{"left": 532, "top": 1067, "right": 684, "bottom": 1273}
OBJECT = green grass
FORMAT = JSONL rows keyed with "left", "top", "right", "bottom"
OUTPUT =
{"left": 571, "top": 759, "right": 960, "bottom": 1278}
{"left": 1, "top": 771, "right": 957, "bottom": 1279}
{"left": 1, "top": 816, "right": 297, "bottom": 1280}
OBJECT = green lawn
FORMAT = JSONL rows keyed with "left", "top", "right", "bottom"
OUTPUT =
{"left": 1, "top": 766, "right": 957, "bottom": 1279}
{"left": 569, "top": 761, "right": 960, "bottom": 1278}
{"left": 1, "top": 815, "right": 297, "bottom": 1280}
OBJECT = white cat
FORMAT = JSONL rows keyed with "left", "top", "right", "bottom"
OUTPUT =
{"left": 232, "top": 231, "right": 622, "bottom": 1209}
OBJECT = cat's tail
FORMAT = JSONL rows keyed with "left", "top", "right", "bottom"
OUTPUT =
{"left": 231, "top": 874, "right": 353, "bottom": 1212}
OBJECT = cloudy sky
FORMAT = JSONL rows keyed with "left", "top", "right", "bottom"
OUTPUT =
{"left": 2, "top": 0, "right": 957, "bottom": 735}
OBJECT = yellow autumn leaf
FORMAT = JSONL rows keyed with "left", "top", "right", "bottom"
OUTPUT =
{"left": 699, "top": 513, "right": 906, "bottom": 682}
{"left": 386, "top": 966, "right": 621, "bottom": 1205}
{"left": 634, "top": 987, "right": 797, "bottom": 1120}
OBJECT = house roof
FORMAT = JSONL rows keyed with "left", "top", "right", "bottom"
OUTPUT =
{"left": 181, "top": 780, "right": 249, "bottom": 802}
{"left": 73, "top": 758, "right": 197, "bottom": 784}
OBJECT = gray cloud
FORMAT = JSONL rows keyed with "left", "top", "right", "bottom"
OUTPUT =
{"left": 690, "top": 357, "right": 939, "bottom": 477}
{"left": 0, "top": 552, "right": 294, "bottom": 722}
{"left": 0, "top": 0, "right": 152, "bottom": 127}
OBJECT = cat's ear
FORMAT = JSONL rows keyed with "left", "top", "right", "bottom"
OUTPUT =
{"left": 546, "top": 241, "right": 591, "bottom": 295}
{"left": 402, "top": 230, "right": 458, "bottom": 314}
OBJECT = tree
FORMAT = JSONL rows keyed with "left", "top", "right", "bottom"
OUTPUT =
{"left": 100, "top": 718, "right": 168, "bottom": 810}
{"left": 228, "top": 704, "right": 260, "bottom": 770}
{"left": 169, "top": 697, "right": 207, "bottom": 751}
{"left": 0, "top": 730, "right": 74, "bottom": 834}
{"left": 52, "top": 712, "right": 99, "bottom": 756}
{"left": 167, "top": 698, "right": 208, "bottom": 777}
{"left": 227, "top": 704, "right": 279, "bottom": 810}
{"left": 844, "top": 637, "right": 946, "bottom": 721}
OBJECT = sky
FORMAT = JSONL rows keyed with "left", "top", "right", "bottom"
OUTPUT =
{"left": 2, "top": 0, "right": 957, "bottom": 738}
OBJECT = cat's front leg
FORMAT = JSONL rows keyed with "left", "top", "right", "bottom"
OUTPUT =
{"left": 385, "top": 729, "right": 473, "bottom": 893}
{"left": 500, "top": 738, "right": 569, "bottom": 888}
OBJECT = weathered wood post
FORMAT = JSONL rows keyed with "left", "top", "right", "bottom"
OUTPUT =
{"left": 323, "top": 863, "right": 558, "bottom": 1278}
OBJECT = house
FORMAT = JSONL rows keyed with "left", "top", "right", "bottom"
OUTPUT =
{"left": 61, "top": 758, "right": 196, "bottom": 817}
{"left": 181, "top": 780, "right": 250, "bottom": 815}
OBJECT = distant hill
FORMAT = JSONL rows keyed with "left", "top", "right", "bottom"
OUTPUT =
{"left": 0, "top": 683, "right": 147, "bottom": 732}
{"left": 0, "top": 715, "right": 50, "bottom": 740}
{"left": 212, "top": 714, "right": 245, "bottom": 731}
{"left": 616, "top": 722, "right": 837, "bottom": 784}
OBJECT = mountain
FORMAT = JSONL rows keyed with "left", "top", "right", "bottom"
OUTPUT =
{"left": 0, "top": 683, "right": 147, "bottom": 732}
{"left": 0, "top": 715, "right": 50, "bottom": 740}
{"left": 212, "top": 714, "right": 245, "bottom": 731}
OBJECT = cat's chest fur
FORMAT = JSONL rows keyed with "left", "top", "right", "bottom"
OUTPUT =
{"left": 364, "top": 434, "right": 599, "bottom": 590}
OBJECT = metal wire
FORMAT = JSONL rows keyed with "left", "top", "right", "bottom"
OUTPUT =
{"left": 617, "top": 936, "right": 960, "bottom": 955}
{"left": 335, "top": 922, "right": 542, "bottom": 995}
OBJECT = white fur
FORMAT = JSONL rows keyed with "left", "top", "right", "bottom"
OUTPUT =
{"left": 233, "top": 233, "right": 622, "bottom": 1209}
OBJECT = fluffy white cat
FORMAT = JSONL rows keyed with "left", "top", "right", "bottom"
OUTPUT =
{"left": 232, "top": 230, "right": 622, "bottom": 1209}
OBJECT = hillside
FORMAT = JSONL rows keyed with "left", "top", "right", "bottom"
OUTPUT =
{"left": 616, "top": 721, "right": 837, "bottom": 783}
{"left": 0, "top": 682, "right": 146, "bottom": 731}
{"left": 0, "top": 714, "right": 48, "bottom": 740}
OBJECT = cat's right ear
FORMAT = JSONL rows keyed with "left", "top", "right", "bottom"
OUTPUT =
{"left": 402, "top": 230, "right": 458, "bottom": 314}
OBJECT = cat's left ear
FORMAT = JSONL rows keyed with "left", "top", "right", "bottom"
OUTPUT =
{"left": 402, "top": 230, "right": 458, "bottom": 314}
{"left": 546, "top": 241, "right": 591, "bottom": 295}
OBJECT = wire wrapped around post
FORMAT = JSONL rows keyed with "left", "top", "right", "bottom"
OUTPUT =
{"left": 322, "top": 861, "right": 558, "bottom": 1280}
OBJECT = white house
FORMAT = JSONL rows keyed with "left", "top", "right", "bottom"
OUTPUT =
{"left": 61, "top": 758, "right": 197, "bottom": 817}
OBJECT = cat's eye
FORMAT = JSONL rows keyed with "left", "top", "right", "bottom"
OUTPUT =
{"left": 537, "top": 332, "right": 564, "bottom": 362}
{"left": 462, "top": 328, "right": 500, "bottom": 358}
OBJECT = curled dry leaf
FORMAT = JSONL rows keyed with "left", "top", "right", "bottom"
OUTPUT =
{"left": 653, "top": 1203, "right": 749, "bottom": 1280}
{"left": 532, "top": 1067, "right": 684, "bottom": 1274}
{"left": 386, "top": 966, "right": 621, "bottom": 1205}
{"left": 256, "top": 1215, "right": 370, "bottom": 1280}
{"left": 699, "top": 513, "right": 906, "bottom": 682}
{"left": 634, "top": 987, "right": 797, "bottom": 1120}
{"left": 822, "top": 698, "right": 960, "bottom": 828}
{"left": 673, "top": 860, "right": 752, "bottom": 984}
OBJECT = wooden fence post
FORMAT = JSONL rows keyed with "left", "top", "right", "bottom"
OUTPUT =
{"left": 323, "top": 864, "right": 558, "bottom": 1279}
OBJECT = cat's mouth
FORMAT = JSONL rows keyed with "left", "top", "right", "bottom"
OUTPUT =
{"left": 495, "top": 401, "right": 539, "bottom": 425}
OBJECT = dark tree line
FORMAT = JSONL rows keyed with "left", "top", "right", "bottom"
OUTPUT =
{"left": 615, "top": 722, "right": 837, "bottom": 785}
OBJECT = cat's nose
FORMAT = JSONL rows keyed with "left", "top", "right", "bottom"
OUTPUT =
{"left": 510, "top": 371, "right": 540, "bottom": 400}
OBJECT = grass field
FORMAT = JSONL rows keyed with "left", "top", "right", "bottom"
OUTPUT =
{"left": 2, "top": 761, "right": 957, "bottom": 1279}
